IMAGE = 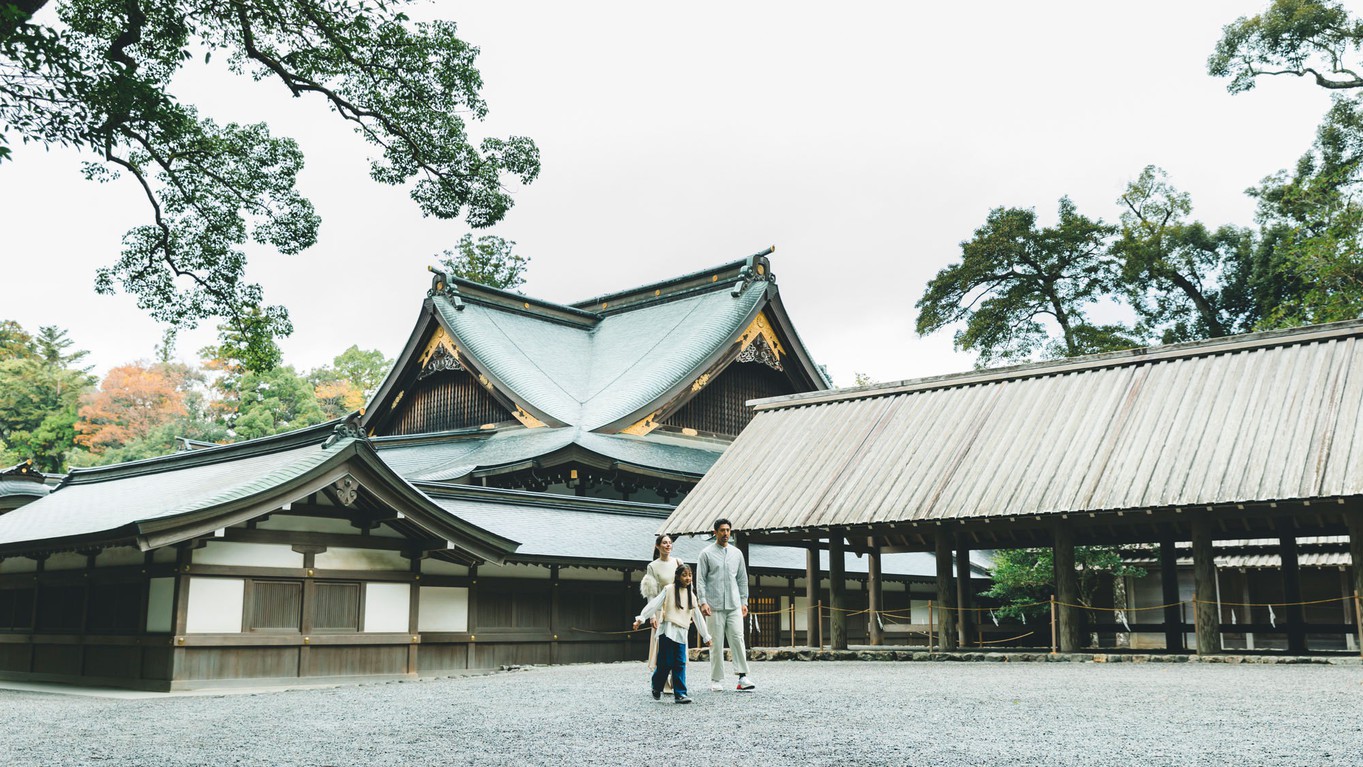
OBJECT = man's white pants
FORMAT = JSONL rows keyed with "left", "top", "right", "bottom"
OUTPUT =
{"left": 707, "top": 608, "right": 750, "bottom": 682}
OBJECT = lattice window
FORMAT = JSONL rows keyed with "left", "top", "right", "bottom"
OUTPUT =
{"left": 665, "top": 362, "right": 796, "bottom": 437}
{"left": 247, "top": 581, "right": 302, "bottom": 632}
{"left": 314, "top": 582, "right": 361, "bottom": 631}
{"left": 385, "top": 371, "right": 515, "bottom": 435}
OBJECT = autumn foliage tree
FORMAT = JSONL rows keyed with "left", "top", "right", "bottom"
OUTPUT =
{"left": 75, "top": 362, "right": 188, "bottom": 453}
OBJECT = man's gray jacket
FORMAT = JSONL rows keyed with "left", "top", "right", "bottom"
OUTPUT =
{"left": 696, "top": 542, "right": 749, "bottom": 611}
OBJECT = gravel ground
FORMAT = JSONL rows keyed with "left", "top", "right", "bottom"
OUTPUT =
{"left": 4, "top": 661, "right": 1362, "bottom": 766}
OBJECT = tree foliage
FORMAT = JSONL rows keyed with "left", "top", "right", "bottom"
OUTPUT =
{"left": 74, "top": 361, "right": 187, "bottom": 453}
{"left": 1, "top": 0, "right": 540, "bottom": 370}
{"left": 0, "top": 324, "right": 94, "bottom": 470}
{"left": 1209, "top": 0, "right": 1363, "bottom": 93}
{"left": 915, "top": 198, "right": 1136, "bottom": 366}
{"left": 308, "top": 344, "right": 390, "bottom": 419}
{"left": 437, "top": 233, "right": 529, "bottom": 291}
{"left": 981, "top": 547, "right": 1146, "bottom": 621}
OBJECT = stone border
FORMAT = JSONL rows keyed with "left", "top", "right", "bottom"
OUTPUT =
{"left": 691, "top": 647, "right": 1361, "bottom": 665}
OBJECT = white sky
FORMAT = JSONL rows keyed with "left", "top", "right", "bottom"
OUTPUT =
{"left": 0, "top": 1, "right": 1336, "bottom": 386}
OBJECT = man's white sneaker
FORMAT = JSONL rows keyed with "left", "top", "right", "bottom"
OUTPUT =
{"left": 736, "top": 676, "right": 755, "bottom": 691}
{"left": 709, "top": 682, "right": 724, "bottom": 692}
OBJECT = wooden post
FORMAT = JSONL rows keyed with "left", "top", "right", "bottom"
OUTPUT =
{"left": 1345, "top": 507, "right": 1363, "bottom": 629}
{"left": 927, "top": 600, "right": 935, "bottom": 653}
{"left": 805, "top": 545, "right": 819, "bottom": 647}
{"left": 549, "top": 565, "right": 560, "bottom": 665}
{"left": 1053, "top": 521, "right": 1080, "bottom": 653}
{"left": 1049, "top": 595, "right": 1057, "bottom": 655}
{"left": 829, "top": 530, "right": 847, "bottom": 650}
{"left": 1159, "top": 536, "right": 1185, "bottom": 652}
{"left": 867, "top": 537, "right": 884, "bottom": 646}
{"left": 790, "top": 602, "right": 796, "bottom": 648}
{"left": 1190, "top": 518, "right": 1218, "bottom": 656}
{"left": 1278, "top": 524, "right": 1306, "bottom": 654}
{"left": 934, "top": 526, "right": 958, "bottom": 650}
{"left": 955, "top": 540, "right": 973, "bottom": 648}
{"left": 1355, "top": 591, "right": 1363, "bottom": 660}
{"left": 816, "top": 600, "right": 823, "bottom": 649}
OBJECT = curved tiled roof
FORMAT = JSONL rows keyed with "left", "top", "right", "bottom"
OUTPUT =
{"left": 432, "top": 279, "right": 768, "bottom": 430}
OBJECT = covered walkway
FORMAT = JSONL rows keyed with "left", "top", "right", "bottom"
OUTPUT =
{"left": 663, "top": 320, "right": 1363, "bottom": 655}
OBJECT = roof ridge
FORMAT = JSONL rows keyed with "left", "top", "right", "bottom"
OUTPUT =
{"left": 755, "top": 318, "right": 1363, "bottom": 411}
{"left": 569, "top": 248, "right": 774, "bottom": 312}
{"left": 57, "top": 417, "right": 353, "bottom": 487}
{"left": 415, "top": 480, "right": 675, "bottom": 518}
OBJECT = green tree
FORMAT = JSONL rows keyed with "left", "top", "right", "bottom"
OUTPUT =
{"left": 0, "top": 320, "right": 35, "bottom": 360}
{"left": 1250, "top": 98, "right": 1363, "bottom": 324}
{"left": 1209, "top": 0, "right": 1363, "bottom": 93}
{"left": 1113, "top": 166, "right": 1265, "bottom": 343}
{"left": 982, "top": 547, "right": 1146, "bottom": 624}
{"left": 309, "top": 345, "right": 390, "bottom": 419}
{"left": 2, "top": 0, "right": 540, "bottom": 370}
{"left": 0, "top": 324, "right": 94, "bottom": 470}
{"left": 232, "top": 364, "right": 327, "bottom": 440}
{"left": 437, "top": 234, "right": 530, "bottom": 290}
{"left": 915, "top": 198, "right": 1136, "bottom": 367}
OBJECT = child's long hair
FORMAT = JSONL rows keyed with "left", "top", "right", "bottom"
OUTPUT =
{"left": 673, "top": 562, "right": 697, "bottom": 611}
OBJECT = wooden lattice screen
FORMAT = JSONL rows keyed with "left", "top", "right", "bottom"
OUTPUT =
{"left": 386, "top": 372, "right": 515, "bottom": 435}
{"left": 666, "top": 362, "right": 794, "bottom": 437}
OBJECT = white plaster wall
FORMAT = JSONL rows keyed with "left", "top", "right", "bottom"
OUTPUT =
{"left": 421, "top": 559, "right": 469, "bottom": 576}
{"left": 479, "top": 562, "right": 548, "bottom": 580}
{"left": 256, "top": 515, "right": 355, "bottom": 535}
{"left": 99, "top": 547, "right": 145, "bottom": 568}
{"left": 558, "top": 566, "right": 621, "bottom": 583}
{"left": 45, "top": 552, "right": 87, "bottom": 571}
{"left": 185, "top": 578, "right": 244, "bottom": 633}
{"left": 194, "top": 542, "right": 303, "bottom": 568}
{"left": 0, "top": 557, "right": 37, "bottom": 574}
{"left": 910, "top": 599, "right": 930, "bottom": 624}
{"left": 152, "top": 548, "right": 177, "bottom": 564}
{"left": 146, "top": 577, "right": 175, "bottom": 633}
{"left": 782, "top": 596, "right": 810, "bottom": 631}
{"left": 316, "top": 548, "right": 407, "bottom": 571}
{"left": 363, "top": 583, "right": 411, "bottom": 632}
{"left": 418, "top": 586, "right": 469, "bottom": 632}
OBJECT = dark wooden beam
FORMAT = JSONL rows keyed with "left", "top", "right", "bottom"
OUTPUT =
{"left": 934, "top": 526, "right": 957, "bottom": 650}
{"left": 829, "top": 530, "right": 847, "bottom": 651}
{"left": 1278, "top": 524, "right": 1307, "bottom": 654}
{"left": 867, "top": 537, "right": 884, "bottom": 647}
{"left": 1159, "top": 536, "right": 1185, "bottom": 652}
{"left": 1190, "top": 518, "right": 1219, "bottom": 655}
{"left": 1054, "top": 522, "right": 1080, "bottom": 653}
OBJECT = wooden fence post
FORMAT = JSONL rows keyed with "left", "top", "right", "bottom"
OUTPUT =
{"left": 1049, "top": 596, "right": 1057, "bottom": 655}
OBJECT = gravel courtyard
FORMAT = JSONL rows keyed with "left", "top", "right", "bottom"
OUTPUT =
{"left": 4, "top": 661, "right": 1361, "bottom": 766}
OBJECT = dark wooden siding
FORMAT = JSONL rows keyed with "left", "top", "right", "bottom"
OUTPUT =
{"left": 666, "top": 362, "right": 796, "bottom": 437}
{"left": 387, "top": 371, "right": 515, "bottom": 435}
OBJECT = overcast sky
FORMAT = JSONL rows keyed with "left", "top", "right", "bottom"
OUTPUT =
{"left": 0, "top": 1, "right": 1336, "bottom": 387}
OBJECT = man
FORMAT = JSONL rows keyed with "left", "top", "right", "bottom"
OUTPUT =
{"left": 696, "top": 517, "right": 755, "bottom": 692}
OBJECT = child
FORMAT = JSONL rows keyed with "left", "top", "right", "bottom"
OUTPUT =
{"left": 633, "top": 562, "right": 711, "bottom": 703}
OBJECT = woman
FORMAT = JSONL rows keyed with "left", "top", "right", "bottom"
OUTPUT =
{"left": 633, "top": 562, "right": 710, "bottom": 703}
{"left": 639, "top": 534, "right": 676, "bottom": 690}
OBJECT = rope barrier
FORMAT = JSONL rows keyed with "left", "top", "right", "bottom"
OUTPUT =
{"left": 976, "top": 631, "right": 1035, "bottom": 645}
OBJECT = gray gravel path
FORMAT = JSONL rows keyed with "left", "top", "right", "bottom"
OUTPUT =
{"left": 3, "top": 661, "right": 1361, "bottom": 766}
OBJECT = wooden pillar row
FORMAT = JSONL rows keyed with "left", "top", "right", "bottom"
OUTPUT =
{"left": 829, "top": 530, "right": 847, "bottom": 650}
{"left": 1190, "top": 518, "right": 1219, "bottom": 655}
{"left": 1053, "top": 522, "right": 1080, "bottom": 653}
{"left": 934, "top": 526, "right": 957, "bottom": 650}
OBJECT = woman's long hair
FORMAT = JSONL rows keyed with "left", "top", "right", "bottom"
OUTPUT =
{"left": 672, "top": 562, "right": 696, "bottom": 611}
{"left": 652, "top": 534, "right": 671, "bottom": 561}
